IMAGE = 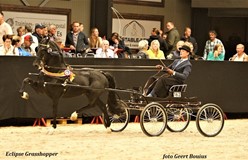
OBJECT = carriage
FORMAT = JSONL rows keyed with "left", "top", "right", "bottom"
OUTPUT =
{"left": 106, "top": 84, "right": 225, "bottom": 137}
{"left": 19, "top": 39, "right": 224, "bottom": 136}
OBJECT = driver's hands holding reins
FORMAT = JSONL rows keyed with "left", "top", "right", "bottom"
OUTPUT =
{"left": 156, "top": 65, "right": 175, "bottom": 75}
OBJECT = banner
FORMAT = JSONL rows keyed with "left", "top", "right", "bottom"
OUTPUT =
{"left": 4, "top": 11, "right": 67, "bottom": 43}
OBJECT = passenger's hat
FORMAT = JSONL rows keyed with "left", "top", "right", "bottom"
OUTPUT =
{"left": 35, "top": 24, "right": 45, "bottom": 29}
{"left": 179, "top": 45, "right": 191, "bottom": 53}
{"left": 24, "top": 35, "right": 34, "bottom": 43}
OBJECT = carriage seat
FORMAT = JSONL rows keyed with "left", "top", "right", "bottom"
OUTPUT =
{"left": 168, "top": 84, "right": 187, "bottom": 98}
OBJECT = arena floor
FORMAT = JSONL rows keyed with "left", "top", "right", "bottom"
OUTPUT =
{"left": 0, "top": 119, "right": 247, "bottom": 160}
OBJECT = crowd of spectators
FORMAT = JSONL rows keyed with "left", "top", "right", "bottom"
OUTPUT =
{"left": 0, "top": 10, "right": 247, "bottom": 62}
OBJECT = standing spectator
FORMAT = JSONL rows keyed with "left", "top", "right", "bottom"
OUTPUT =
{"left": 22, "top": 35, "right": 36, "bottom": 56}
{"left": 0, "top": 11, "right": 13, "bottom": 46}
{"left": 203, "top": 30, "right": 225, "bottom": 60}
{"left": 207, "top": 44, "right": 225, "bottom": 61}
{"left": 181, "top": 27, "right": 198, "bottom": 54}
{"left": 79, "top": 23, "right": 84, "bottom": 32}
{"left": 12, "top": 36, "right": 31, "bottom": 56}
{"left": 164, "top": 21, "right": 180, "bottom": 56}
{"left": 48, "top": 24, "right": 57, "bottom": 41}
{"left": 95, "top": 40, "right": 117, "bottom": 58}
{"left": 146, "top": 40, "right": 165, "bottom": 59}
{"left": 0, "top": 34, "right": 14, "bottom": 55}
{"left": 32, "top": 24, "right": 45, "bottom": 43}
{"left": 65, "top": 21, "right": 89, "bottom": 53}
{"left": 229, "top": 44, "right": 248, "bottom": 62}
{"left": 88, "top": 27, "right": 102, "bottom": 50}
{"left": 137, "top": 40, "right": 149, "bottom": 59}
{"left": 21, "top": 25, "right": 39, "bottom": 52}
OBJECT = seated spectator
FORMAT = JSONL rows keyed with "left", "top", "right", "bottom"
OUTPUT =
{"left": 55, "top": 37, "right": 65, "bottom": 49}
{"left": 95, "top": 40, "right": 118, "bottom": 58}
{"left": 207, "top": 44, "right": 225, "bottom": 61}
{"left": 147, "top": 28, "right": 168, "bottom": 54}
{"left": 88, "top": 27, "right": 102, "bottom": 52}
{"left": 109, "top": 32, "right": 131, "bottom": 58}
{"left": 0, "top": 34, "right": 14, "bottom": 56}
{"left": 48, "top": 24, "right": 57, "bottom": 41}
{"left": 12, "top": 36, "right": 31, "bottom": 56}
{"left": 147, "top": 45, "right": 192, "bottom": 98}
{"left": 21, "top": 35, "right": 36, "bottom": 56}
{"left": 229, "top": 44, "right": 248, "bottom": 62}
{"left": 137, "top": 40, "right": 148, "bottom": 59}
{"left": 146, "top": 40, "right": 165, "bottom": 59}
{"left": 167, "top": 40, "right": 184, "bottom": 60}
{"left": 21, "top": 25, "right": 39, "bottom": 52}
{"left": 32, "top": 24, "right": 45, "bottom": 43}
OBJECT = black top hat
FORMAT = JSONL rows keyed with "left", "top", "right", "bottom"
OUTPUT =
{"left": 179, "top": 45, "right": 191, "bottom": 53}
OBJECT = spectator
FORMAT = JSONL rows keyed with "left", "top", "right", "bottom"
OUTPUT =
{"left": 79, "top": 23, "right": 84, "bottom": 32}
{"left": 108, "top": 32, "right": 131, "bottom": 58}
{"left": 136, "top": 40, "right": 148, "bottom": 59}
{"left": 181, "top": 27, "right": 198, "bottom": 54}
{"left": 167, "top": 40, "right": 184, "bottom": 60}
{"left": 65, "top": 21, "right": 89, "bottom": 53}
{"left": 0, "top": 11, "right": 13, "bottom": 46}
{"left": 12, "top": 36, "right": 31, "bottom": 56}
{"left": 22, "top": 35, "right": 36, "bottom": 56}
{"left": 147, "top": 45, "right": 192, "bottom": 98}
{"left": 0, "top": 34, "right": 14, "bottom": 56}
{"left": 95, "top": 40, "right": 118, "bottom": 58}
{"left": 32, "top": 24, "right": 45, "bottom": 43}
{"left": 21, "top": 25, "right": 39, "bottom": 52}
{"left": 229, "top": 44, "right": 248, "bottom": 62}
{"left": 48, "top": 24, "right": 57, "bottom": 41}
{"left": 17, "top": 26, "right": 25, "bottom": 37}
{"left": 203, "top": 30, "right": 225, "bottom": 60}
{"left": 147, "top": 28, "right": 167, "bottom": 55}
{"left": 146, "top": 39, "right": 165, "bottom": 59}
{"left": 88, "top": 27, "right": 102, "bottom": 50}
{"left": 164, "top": 21, "right": 180, "bottom": 56}
{"left": 207, "top": 44, "right": 224, "bottom": 61}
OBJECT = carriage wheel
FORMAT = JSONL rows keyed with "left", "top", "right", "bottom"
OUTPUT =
{"left": 166, "top": 105, "right": 191, "bottom": 132}
{"left": 106, "top": 100, "right": 130, "bottom": 132}
{"left": 196, "top": 103, "right": 225, "bottom": 137}
{"left": 140, "top": 102, "right": 167, "bottom": 137}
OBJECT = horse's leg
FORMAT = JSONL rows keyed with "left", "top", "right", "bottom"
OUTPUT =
{"left": 19, "top": 77, "right": 34, "bottom": 99}
{"left": 47, "top": 98, "right": 60, "bottom": 135}
{"left": 95, "top": 98, "right": 111, "bottom": 128}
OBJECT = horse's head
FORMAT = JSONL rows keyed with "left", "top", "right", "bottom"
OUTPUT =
{"left": 33, "top": 38, "right": 64, "bottom": 70}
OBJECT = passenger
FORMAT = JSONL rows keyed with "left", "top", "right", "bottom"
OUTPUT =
{"left": 95, "top": 40, "right": 118, "bottom": 58}
{"left": 147, "top": 45, "right": 192, "bottom": 98}
{"left": 136, "top": 39, "right": 148, "bottom": 59}
{"left": 146, "top": 39, "right": 165, "bottom": 59}
{"left": 203, "top": 30, "right": 225, "bottom": 60}
{"left": 207, "top": 44, "right": 225, "bottom": 61}
{"left": 229, "top": 44, "right": 248, "bottom": 62}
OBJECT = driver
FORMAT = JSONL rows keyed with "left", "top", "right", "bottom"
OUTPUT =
{"left": 147, "top": 45, "right": 192, "bottom": 98}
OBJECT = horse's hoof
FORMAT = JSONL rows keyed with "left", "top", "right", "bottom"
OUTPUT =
{"left": 47, "top": 128, "right": 55, "bottom": 135}
{"left": 21, "top": 92, "right": 29, "bottom": 100}
{"left": 106, "top": 127, "right": 112, "bottom": 134}
{"left": 70, "top": 111, "right": 78, "bottom": 121}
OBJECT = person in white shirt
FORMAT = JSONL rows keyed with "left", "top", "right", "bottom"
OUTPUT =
{"left": 229, "top": 44, "right": 248, "bottom": 62}
{"left": 0, "top": 11, "right": 13, "bottom": 46}
{"left": 0, "top": 34, "right": 14, "bottom": 56}
{"left": 95, "top": 40, "right": 118, "bottom": 58}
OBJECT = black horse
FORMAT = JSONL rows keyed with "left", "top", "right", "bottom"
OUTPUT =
{"left": 19, "top": 38, "right": 122, "bottom": 131}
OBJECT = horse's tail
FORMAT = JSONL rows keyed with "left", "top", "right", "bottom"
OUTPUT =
{"left": 103, "top": 72, "right": 121, "bottom": 114}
